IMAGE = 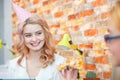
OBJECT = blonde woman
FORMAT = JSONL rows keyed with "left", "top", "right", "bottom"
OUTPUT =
{"left": 8, "top": 2, "right": 78, "bottom": 80}
{"left": 8, "top": 14, "right": 77, "bottom": 80}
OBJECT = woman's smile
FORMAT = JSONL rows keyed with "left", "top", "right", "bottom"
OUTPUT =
{"left": 30, "top": 42, "right": 40, "bottom": 47}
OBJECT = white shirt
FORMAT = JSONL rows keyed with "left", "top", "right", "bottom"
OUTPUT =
{"left": 8, "top": 54, "right": 66, "bottom": 80}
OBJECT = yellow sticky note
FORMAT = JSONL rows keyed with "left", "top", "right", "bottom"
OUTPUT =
{"left": 0, "top": 39, "right": 2, "bottom": 49}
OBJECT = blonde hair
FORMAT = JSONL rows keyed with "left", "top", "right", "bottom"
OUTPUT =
{"left": 15, "top": 14, "right": 55, "bottom": 68}
{"left": 110, "top": 0, "right": 120, "bottom": 30}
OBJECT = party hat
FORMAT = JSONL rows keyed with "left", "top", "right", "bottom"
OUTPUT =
{"left": 12, "top": 2, "right": 32, "bottom": 23}
{"left": 58, "top": 34, "right": 71, "bottom": 49}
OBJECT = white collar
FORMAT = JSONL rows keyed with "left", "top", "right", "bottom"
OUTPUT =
{"left": 20, "top": 57, "right": 26, "bottom": 68}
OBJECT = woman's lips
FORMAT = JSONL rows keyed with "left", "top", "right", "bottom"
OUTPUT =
{"left": 31, "top": 42, "right": 40, "bottom": 47}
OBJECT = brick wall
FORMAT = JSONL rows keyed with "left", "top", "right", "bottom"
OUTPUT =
{"left": 12, "top": 0, "right": 116, "bottom": 79}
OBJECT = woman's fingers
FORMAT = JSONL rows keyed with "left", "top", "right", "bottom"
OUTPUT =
{"left": 64, "top": 69, "right": 67, "bottom": 78}
{"left": 59, "top": 71, "right": 65, "bottom": 80}
{"left": 59, "top": 67, "right": 78, "bottom": 80}
{"left": 72, "top": 69, "right": 78, "bottom": 80}
{"left": 66, "top": 68, "right": 72, "bottom": 80}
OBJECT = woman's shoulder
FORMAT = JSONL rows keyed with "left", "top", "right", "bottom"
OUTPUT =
{"left": 8, "top": 56, "right": 21, "bottom": 69}
{"left": 9, "top": 56, "right": 20, "bottom": 64}
{"left": 53, "top": 54, "right": 66, "bottom": 66}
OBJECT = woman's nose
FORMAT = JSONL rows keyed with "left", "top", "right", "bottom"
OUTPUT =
{"left": 106, "top": 43, "right": 109, "bottom": 47}
{"left": 31, "top": 35, "right": 37, "bottom": 41}
{"left": 105, "top": 42, "right": 110, "bottom": 48}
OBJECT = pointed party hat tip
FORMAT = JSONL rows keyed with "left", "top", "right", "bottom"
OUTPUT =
{"left": 12, "top": 2, "right": 32, "bottom": 23}
{"left": 58, "top": 34, "right": 71, "bottom": 48}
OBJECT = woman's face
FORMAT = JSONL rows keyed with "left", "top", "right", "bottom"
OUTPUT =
{"left": 23, "top": 24, "right": 45, "bottom": 52}
{"left": 106, "top": 19, "right": 120, "bottom": 66}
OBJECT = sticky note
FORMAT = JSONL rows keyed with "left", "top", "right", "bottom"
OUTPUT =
{"left": 0, "top": 39, "right": 2, "bottom": 49}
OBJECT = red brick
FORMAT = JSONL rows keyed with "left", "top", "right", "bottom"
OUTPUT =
{"left": 60, "top": 34, "right": 64, "bottom": 38}
{"left": 79, "top": 44, "right": 86, "bottom": 48}
{"left": 49, "top": 24, "right": 60, "bottom": 28}
{"left": 84, "top": 29, "right": 98, "bottom": 36}
{"left": 20, "top": 3, "right": 26, "bottom": 8}
{"left": 92, "top": 0, "right": 106, "bottom": 7}
{"left": 43, "top": 0, "right": 49, "bottom": 6}
{"left": 54, "top": 40, "right": 60, "bottom": 44}
{"left": 83, "top": 78, "right": 100, "bottom": 80}
{"left": 38, "top": 12, "right": 44, "bottom": 17}
{"left": 26, "top": 0, "right": 30, "bottom": 2}
{"left": 101, "top": 12, "right": 110, "bottom": 19}
{"left": 84, "top": 64, "right": 96, "bottom": 70}
{"left": 79, "top": 9, "right": 94, "bottom": 17}
{"left": 33, "top": 0, "right": 40, "bottom": 4}
{"left": 46, "top": 10, "right": 51, "bottom": 14}
{"left": 94, "top": 56, "right": 108, "bottom": 64}
{"left": 50, "top": 0, "right": 56, "bottom": 3}
{"left": 61, "top": 28, "right": 70, "bottom": 33}
{"left": 12, "top": 32, "right": 18, "bottom": 37}
{"left": 30, "top": 9, "right": 37, "bottom": 13}
{"left": 54, "top": 11, "right": 64, "bottom": 18}
{"left": 12, "top": 13, "right": 16, "bottom": 17}
{"left": 75, "top": 13, "right": 80, "bottom": 18}
{"left": 66, "top": 0, "right": 70, "bottom": 2}
{"left": 103, "top": 72, "right": 112, "bottom": 79}
{"left": 68, "top": 14, "right": 76, "bottom": 20}
{"left": 79, "top": 43, "right": 93, "bottom": 49}
{"left": 86, "top": 44, "right": 93, "bottom": 48}
{"left": 14, "top": 0, "right": 20, "bottom": 2}
{"left": 73, "top": 25, "right": 79, "bottom": 31}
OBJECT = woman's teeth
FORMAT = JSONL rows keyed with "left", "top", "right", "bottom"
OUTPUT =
{"left": 31, "top": 42, "right": 40, "bottom": 47}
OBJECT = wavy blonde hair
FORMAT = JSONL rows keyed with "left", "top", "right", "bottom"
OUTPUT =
{"left": 110, "top": 0, "right": 120, "bottom": 30}
{"left": 15, "top": 14, "right": 55, "bottom": 68}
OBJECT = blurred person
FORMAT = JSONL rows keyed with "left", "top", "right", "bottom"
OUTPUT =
{"left": 104, "top": 0, "right": 120, "bottom": 67}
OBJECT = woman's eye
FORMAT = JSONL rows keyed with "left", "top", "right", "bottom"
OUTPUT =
{"left": 36, "top": 32, "right": 42, "bottom": 35}
{"left": 25, "top": 34, "right": 32, "bottom": 38}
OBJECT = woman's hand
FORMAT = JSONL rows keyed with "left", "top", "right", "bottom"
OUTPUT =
{"left": 59, "top": 67, "right": 77, "bottom": 80}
